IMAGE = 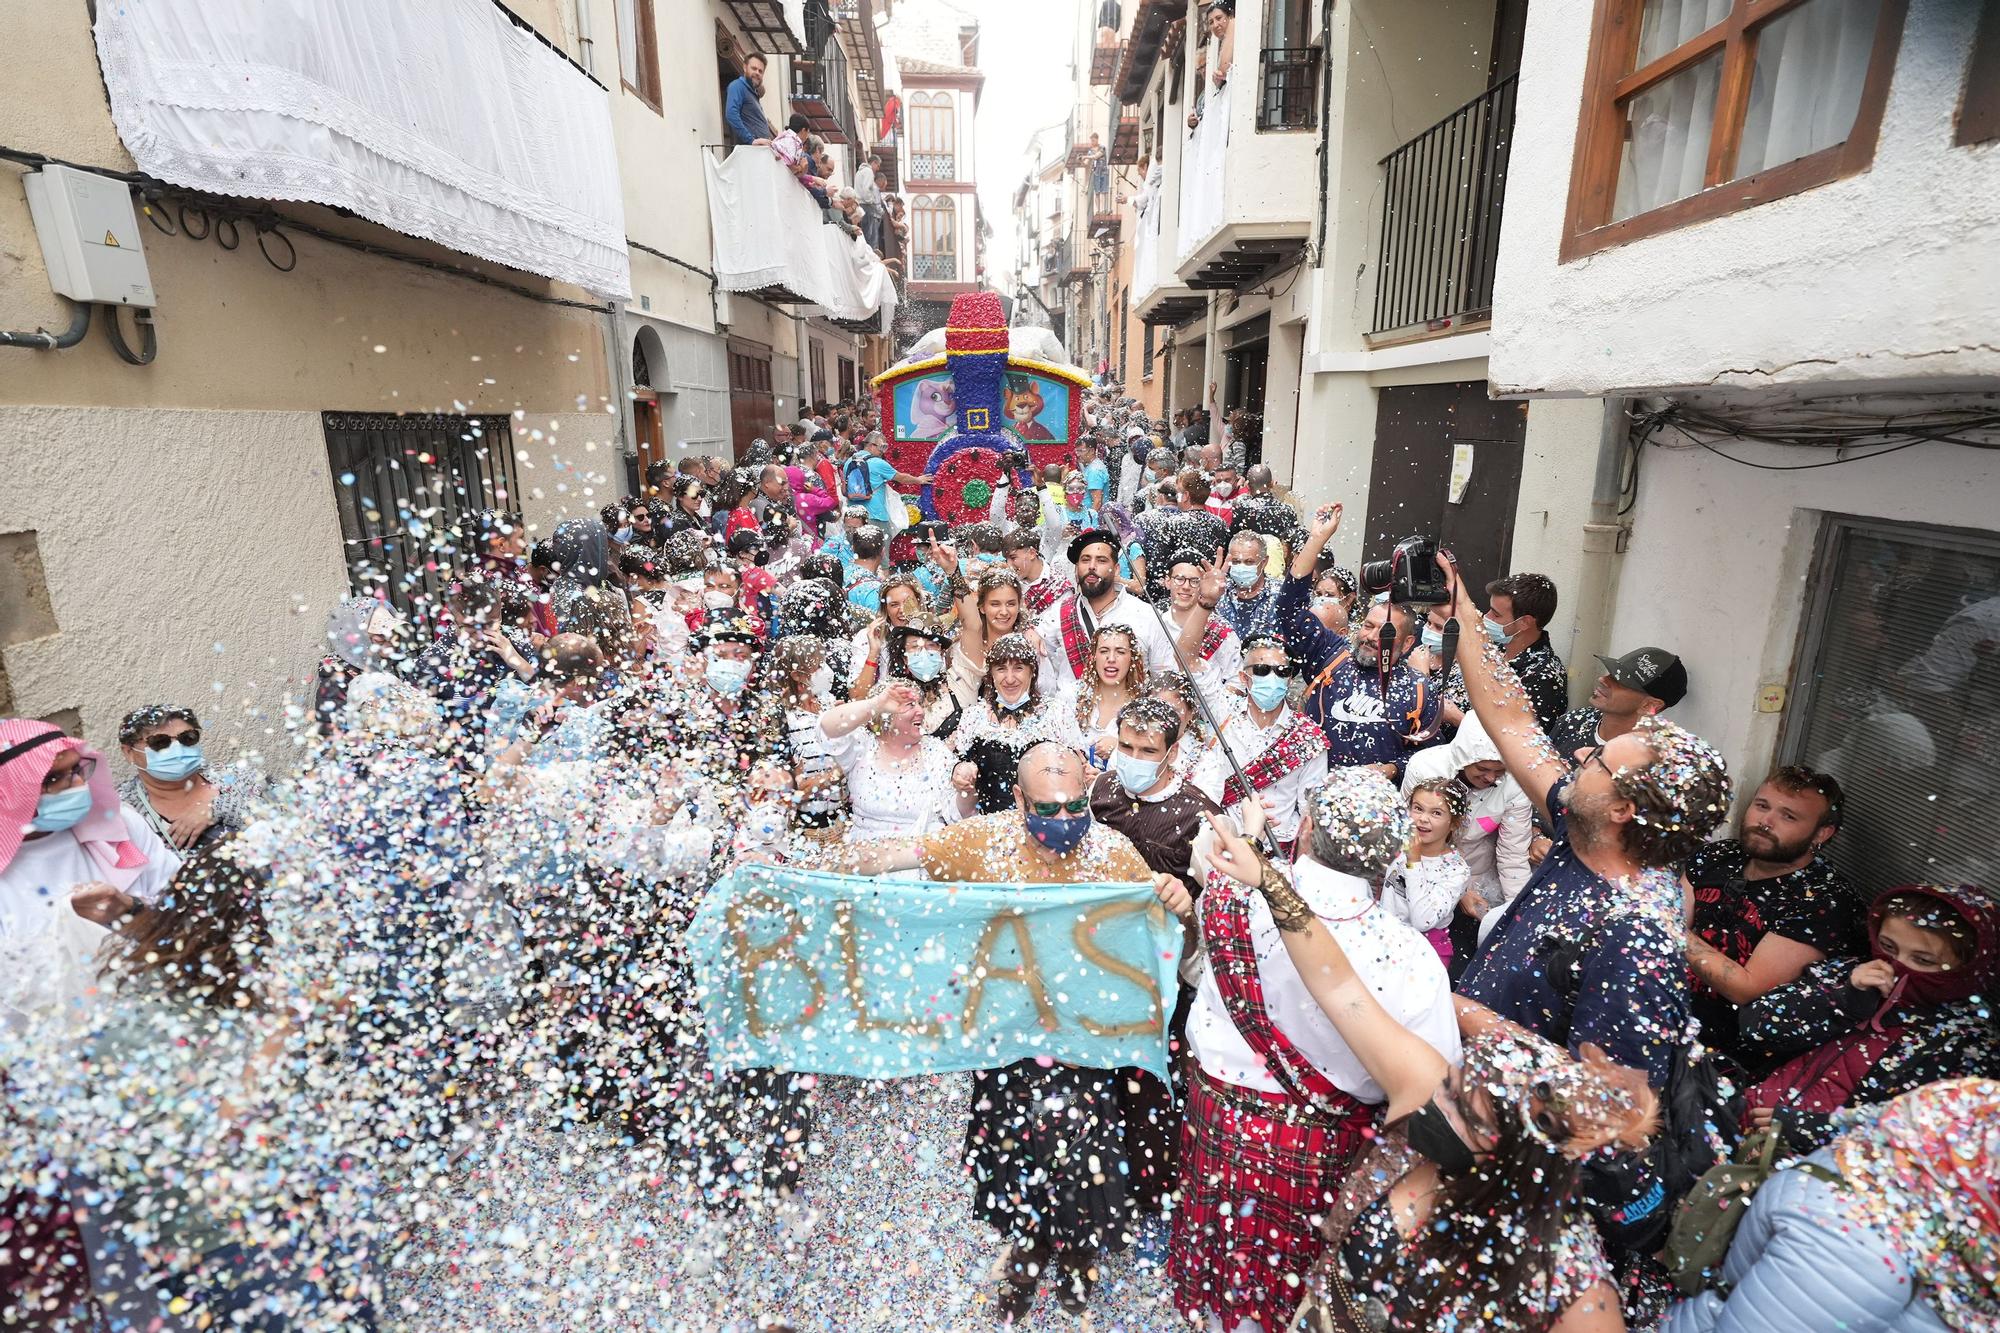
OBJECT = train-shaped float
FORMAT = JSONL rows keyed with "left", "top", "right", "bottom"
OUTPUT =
{"left": 871, "top": 291, "right": 1092, "bottom": 526}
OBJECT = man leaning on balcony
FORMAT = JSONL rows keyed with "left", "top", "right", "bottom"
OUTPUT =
{"left": 726, "top": 52, "right": 775, "bottom": 148}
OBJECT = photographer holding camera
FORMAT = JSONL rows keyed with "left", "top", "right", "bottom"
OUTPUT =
{"left": 1275, "top": 506, "right": 1442, "bottom": 781}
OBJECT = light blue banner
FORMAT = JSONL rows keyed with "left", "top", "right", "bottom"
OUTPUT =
{"left": 689, "top": 866, "right": 1184, "bottom": 1083}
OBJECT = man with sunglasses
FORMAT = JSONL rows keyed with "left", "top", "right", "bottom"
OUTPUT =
{"left": 1434, "top": 552, "right": 1733, "bottom": 1092}
{"left": 840, "top": 741, "right": 1188, "bottom": 1319}
{"left": 1194, "top": 636, "right": 1329, "bottom": 859}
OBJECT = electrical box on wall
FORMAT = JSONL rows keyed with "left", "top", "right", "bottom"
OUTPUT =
{"left": 22, "top": 164, "right": 156, "bottom": 306}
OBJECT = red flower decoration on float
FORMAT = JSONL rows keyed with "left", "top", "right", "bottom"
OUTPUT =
{"left": 927, "top": 446, "right": 1005, "bottom": 526}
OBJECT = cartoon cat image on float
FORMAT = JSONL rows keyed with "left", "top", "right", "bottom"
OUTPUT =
{"left": 872, "top": 291, "right": 1091, "bottom": 526}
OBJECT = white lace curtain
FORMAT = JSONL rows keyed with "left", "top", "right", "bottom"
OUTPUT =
{"left": 1615, "top": 0, "right": 1882, "bottom": 222}
{"left": 95, "top": 0, "right": 631, "bottom": 297}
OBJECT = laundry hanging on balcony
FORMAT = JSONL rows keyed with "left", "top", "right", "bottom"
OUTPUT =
{"left": 94, "top": 0, "right": 631, "bottom": 298}
{"left": 702, "top": 149, "right": 899, "bottom": 330}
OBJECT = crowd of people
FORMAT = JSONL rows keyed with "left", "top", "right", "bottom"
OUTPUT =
{"left": 725, "top": 54, "right": 904, "bottom": 268}
{"left": 2, "top": 380, "right": 1994, "bottom": 1333}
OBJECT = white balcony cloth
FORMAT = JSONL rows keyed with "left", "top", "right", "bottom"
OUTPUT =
{"left": 1177, "top": 79, "right": 1232, "bottom": 262}
{"left": 703, "top": 149, "right": 899, "bottom": 327}
{"left": 95, "top": 0, "right": 631, "bottom": 298}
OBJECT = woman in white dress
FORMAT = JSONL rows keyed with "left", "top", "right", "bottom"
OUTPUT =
{"left": 756, "top": 680, "right": 998, "bottom": 1329}
{"left": 816, "top": 680, "right": 973, "bottom": 843}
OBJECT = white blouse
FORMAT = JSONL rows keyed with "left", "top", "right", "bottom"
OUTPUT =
{"left": 1380, "top": 849, "right": 1471, "bottom": 935}
{"left": 819, "top": 726, "right": 964, "bottom": 841}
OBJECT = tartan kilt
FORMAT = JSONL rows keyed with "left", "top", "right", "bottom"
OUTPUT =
{"left": 1169, "top": 1067, "right": 1377, "bottom": 1333}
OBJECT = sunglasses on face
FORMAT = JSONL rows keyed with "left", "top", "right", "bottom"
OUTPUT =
{"left": 1246, "top": 663, "right": 1296, "bottom": 678}
{"left": 1027, "top": 796, "right": 1091, "bottom": 817}
{"left": 140, "top": 729, "right": 201, "bottom": 751}
{"left": 42, "top": 756, "right": 97, "bottom": 792}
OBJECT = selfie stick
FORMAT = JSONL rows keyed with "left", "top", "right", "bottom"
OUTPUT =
{"left": 1142, "top": 597, "right": 1284, "bottom": 859}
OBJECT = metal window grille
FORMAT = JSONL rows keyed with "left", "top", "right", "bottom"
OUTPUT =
{"left": 913, "top": 253, "right": 956, "bottom": 281}
{"left": 1256, "top": 46, "right": 1321, "bottom": 131}
{"left": 1371, "top": 74, "right": 1517, "bottom": 334}
{"left": 322, "top": 412, "right": 521, "bottom": 627}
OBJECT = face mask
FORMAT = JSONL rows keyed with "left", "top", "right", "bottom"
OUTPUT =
{"left": 145, "top": 742, "right": 204, "bottom": 782}
{"left": 614, "top": 526, "right": 634, "bottom": 544}
{"left": 1482, "top": 617, "right": 1513, "bottom": 646}
{"left": 706, "top": 655, "right": 752, "bottom": 698}
{"left": 1248, "top": 674, "right": 1290, "bottom": 712}
{"left": 974, "top": 552, "right": 1003, "bottom": 566}
{"left": 1112, "top": 751, "right": 1163, "bottom": 794}
{"left": 1023, "top": 809, "right": 1091, "bottom": 855}
{"left": 1405, "top": 1098, "right": 1477, "bottom": 1177}
{"left": 703, "top": 589, "right": 736, "bottom": 610}
{"left": 1227, "top": 562, "right": 1261, "bottom": 589}
{"left": 31, "top": 786, "right": 95, "bottom": 834}
{"left": 743, "top": 801, "right": 788, "bottom": 845}
{"left": 1312, "top": 595, "right": 1341, "bottom": 611}
{"left": 1213, "top": 482, "right": 1234, "bottom": 498}
{"left": 1887, "top": 957, "right": 1978, "bottom": 1008}
{"left": 808, "top": 665, "right": 835, "bottom": 699}
{"left": 906, "top": 649, "right": 945, "bottom": 682}
{"left": 996, "top": 686, "right": 1031, "bottom": 713}
{"left": 698, "top": 501, "right": 714, "bottom": 519}
{"left": 1421, "top": 625, "right": 1445, "bottom": 654}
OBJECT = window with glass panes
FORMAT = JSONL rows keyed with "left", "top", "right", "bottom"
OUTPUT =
{"left": 1778, "top": 516, "right": 2000, "bottom": 893}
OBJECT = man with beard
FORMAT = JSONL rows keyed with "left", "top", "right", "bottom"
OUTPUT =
{"left": 724, "top": 51, "right": 775, "bottom": 147}
{"left": 1436, "top": 551, "right": 1733, "bottom": 1090}
{"left": 1031, "top": 529, "right": 1188, "bottom": 689}
{"left": 1277, "top": 507, "right": 1440, "bottom": 779}
{"left": 1681, "top": 765, "right": 1860, "bottom": 1069}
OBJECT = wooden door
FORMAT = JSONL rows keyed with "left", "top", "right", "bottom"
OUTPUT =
{"left": 727, "top": 340, "right": 777, "bottom": 462}
{"left": 632, "top": 396, "right": 666, "bottom": 493}
{"left": 1361, "top": 381, "right": 1528, "bottom": 599}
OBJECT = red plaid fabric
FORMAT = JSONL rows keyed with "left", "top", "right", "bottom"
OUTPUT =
{"left": 1169, "top": 1067, "right": 1374, "bottom": 1333}
{"left": 1219, "top": 714, "right": 1329, "bottom": 811}
{"left": 1057, "top": 596, "right": 1093, "bottom": 677}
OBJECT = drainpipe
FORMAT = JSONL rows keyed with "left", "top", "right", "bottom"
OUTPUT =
{"left": 573, "top": 0, "right": 595, "bottom": 76}
{"left": 1566, "top": 396, "right": 1634, "bottom": 701}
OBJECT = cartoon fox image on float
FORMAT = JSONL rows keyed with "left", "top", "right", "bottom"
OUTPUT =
{"left": 1004, "top": 375, "right": 1055, "bottom": 442}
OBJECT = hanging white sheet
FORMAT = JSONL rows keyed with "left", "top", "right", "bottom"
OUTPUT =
{"left": 1131, "top": 159, "right": 1162, "bottom": 304}
{"left": 95, "top": 0, "right": 631, "bottom": 298}
{"left": 1177, "top": 79, "right": 1233, "bottom": 263}
{"left": 702, "top": 148, "right": 899, "bottom": 328}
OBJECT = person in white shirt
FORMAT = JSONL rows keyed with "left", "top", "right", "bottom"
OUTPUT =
{"left": 1159, "top": 550, "right": 1242, "bottom": 709}
{"left": 1030, "top": 529, "right": 1190, "bottom": 690}
{"left": 1195, "top": 636, "right": 1328, "bottom": 854}
{"left": 1172, "top": 767, "right": 1461, "bottom": 1333}
{"left": 1379, "top": 776, "right": 1474, "bottom": 966}
{"left": 0, "top": 722, "right": 182, "bottom": 1027}
{"left": 1399, "top": 709, "right": 1534, "bottom": 957}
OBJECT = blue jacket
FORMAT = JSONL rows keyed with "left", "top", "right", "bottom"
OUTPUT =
{"left": 726, "top": 77, "right": 773, "bottom": 146}
{"left": 1276, "top": 573, "right": 1440, "bottom": 773}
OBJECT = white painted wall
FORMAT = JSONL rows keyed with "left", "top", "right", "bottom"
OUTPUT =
{"left": 1602, "top": 436, "right": 2000, "bottom": 790}
{"left": 1491, "top": 0, "right": 2000, "bottom": 397}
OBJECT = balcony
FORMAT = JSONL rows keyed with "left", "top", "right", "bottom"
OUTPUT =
{"left": 1065, "top": 227, "right": 1092, "bottom": 282}
{"left": 702, "top": 147, "right": 898, "bottom": 329}
{"left": 1090, "top": 181, "right": 1120, "bottom": 241}
{"left": 912, "top": 251, "right": 958, "bottom": 283}
{"left": 1370, "top": 75, "right": 1516, "bottom": 338}
{"left": 790, "top": 47, "right": 858, "bottom": 146}
{"left": 1255, "top": 47, "right": 1321, "bottom": 131}
{"left": 1090, "top": 42, "right": 1123, "bottom": 85}
{"left": 909, "top": 150, "right": 956, "bottom": 182}
{"left": 1174, "top": 77, "right": 1311, "bottom": 290}
{"left": 1110, "top": 111, "right": 1141, "bottom": 165}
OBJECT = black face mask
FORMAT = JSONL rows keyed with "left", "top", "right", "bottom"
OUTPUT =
{"left": 1405, "top": 1098, "right": 1477, "bottom": 1177}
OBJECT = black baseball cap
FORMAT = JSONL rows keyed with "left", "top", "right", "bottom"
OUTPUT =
{"left": 1594, "top": 647, "right": 1687, "bottom": 708}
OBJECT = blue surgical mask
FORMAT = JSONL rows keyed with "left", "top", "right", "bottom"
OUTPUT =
{"left": 1023, "top": 810, "right": 1092, "bottom": 855}
{"left": 906, "top": 649, "right": 945, "bottom": 682}
{"left": 1421, "top": 626, "right": 1445, "bottom": 654}
{"left": 1482, "top": 617, "right": 1512, "bottom": 646}
{"left": 1227, "top": 562, "right": 1261, "bottom": 589}
{"left": 31, "top": 786, "right": 95, "bottom": 834}
{"left": 145, "top": 743, "right": 204, "bottom": 782}
{"left": 1248, "top": 674, "right": 1290, "bottom": 712}
{"left": 614, "top": 526, "right": 634, "bottom": 544}
{"left": 706, "top": 655, "right": 752, "bottom": 697}
{"left": 1112, "top": 751, "right": 1163, "bottom": 794}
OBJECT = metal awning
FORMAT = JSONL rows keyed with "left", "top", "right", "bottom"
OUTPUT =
{"left": 721, "top": 0, "right": 803, "bottom": 56}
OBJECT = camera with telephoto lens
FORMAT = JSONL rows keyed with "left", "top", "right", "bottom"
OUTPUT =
{"left": 1358, "top": 535, "right": 1449, "bottom": 604}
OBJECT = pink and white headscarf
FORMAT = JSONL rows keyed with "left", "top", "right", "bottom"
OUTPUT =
{"left": 0, "top": 719, "right": 148, "bottom": 886}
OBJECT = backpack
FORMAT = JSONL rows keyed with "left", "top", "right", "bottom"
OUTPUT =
{"left": 1664, "top": 1126, "right": 1843, "bottom": 1296}
{"left": 843, "top": 456, "right": 877, "bottom": 502}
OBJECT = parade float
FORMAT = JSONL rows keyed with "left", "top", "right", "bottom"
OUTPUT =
{"left": 871, "top": 291, "right": 1093, "bottom": 526}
